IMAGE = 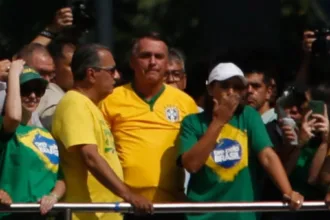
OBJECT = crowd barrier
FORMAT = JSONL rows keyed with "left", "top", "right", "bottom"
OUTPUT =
{"left": 0, "top": 201, "right": 329, "bottom": 220}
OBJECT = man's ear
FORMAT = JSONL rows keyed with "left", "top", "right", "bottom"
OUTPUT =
{"left": 85, "top": 68, "right": 96, "bottom": 84}
{"left": 266, "top": 85, "right": 272, "bottom": 101}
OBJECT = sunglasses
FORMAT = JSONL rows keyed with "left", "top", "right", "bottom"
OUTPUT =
{"left": 20, "top": 84, "right": 46, "bottom": 97}
{"left": 91, "top": 66, "right": 117, "bottom": 75}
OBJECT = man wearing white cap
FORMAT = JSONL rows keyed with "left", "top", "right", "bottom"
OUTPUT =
{"left": 177, "top": 62, "right": 304, "bottom": 220}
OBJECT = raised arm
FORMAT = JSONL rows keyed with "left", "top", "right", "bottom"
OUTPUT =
{"left": 3, "top": 60, "right": 25, "bottom": 134}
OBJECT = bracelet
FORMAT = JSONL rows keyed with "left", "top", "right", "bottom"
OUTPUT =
{"left": 39, "top": 30, "right": 57, "bottom": 39}
{"left": 49, "top": 193, "right": 60, "bottom": 201}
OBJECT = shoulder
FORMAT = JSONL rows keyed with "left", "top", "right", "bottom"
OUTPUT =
{"left": 164, "top": 85, "right": 195, "bottom": 104}
{"left": 182, "top": 112, "right": 205, "bottom": 127}
{"left": 101, "top": 83, "right": 134, "bottom": 104}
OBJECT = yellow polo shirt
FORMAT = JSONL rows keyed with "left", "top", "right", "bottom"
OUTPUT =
{"left": 52, "top": 91, "right": 123, "bottom": 220}
{"left": 99, "top": 83, "right": 198, "bottom": 202}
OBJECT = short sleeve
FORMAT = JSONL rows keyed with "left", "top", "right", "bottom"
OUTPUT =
{"left": 246, "top": 107, "right": 273, "bottom": 153}
{"left": 52, "top": 100, "right": 97, "bottom": 149}
{"left": 177, "top": 115, "right": 199, "bottom": 157}
{"left": 99, "top": 97, "right": 112, "bottom": 129}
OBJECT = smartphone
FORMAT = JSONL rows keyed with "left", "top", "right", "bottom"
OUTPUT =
{"left": 309, "top": 100, "right": 325, "bottom": 115}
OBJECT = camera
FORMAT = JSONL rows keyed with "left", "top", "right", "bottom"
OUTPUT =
{"left": 69, "top": 0, "right": 95, "bottom": 33}
{"left": 311, "top": 28, "right": 330, "bottom": 56}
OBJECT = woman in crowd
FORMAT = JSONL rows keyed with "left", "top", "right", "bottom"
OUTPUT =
{"left": 177, "top": 62, "right": 303, "bottom": 220}
{"left": 0, "top": 60, "right": 65, "bottom": 220}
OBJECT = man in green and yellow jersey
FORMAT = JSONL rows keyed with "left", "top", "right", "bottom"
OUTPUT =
{"left": 52, "top": 44, "right": 152, "bottom": 220}
{"left": 99, "top": 32, "right": 198, "bottom": 220}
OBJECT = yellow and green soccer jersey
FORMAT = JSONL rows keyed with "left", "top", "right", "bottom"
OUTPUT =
{"left": 52, "top": 91, "right": 124, "bottom": 220}
{"left": 177, "top": 106, "right": 272, "bottom": 220}
{"left": 99, "top": 83, "right": 198, "bottom": 202}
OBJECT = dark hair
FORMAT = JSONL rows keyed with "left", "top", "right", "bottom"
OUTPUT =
{"left": 168, "top": 48, "right": 186, "bottom": 71}
{"left": 71, "top": 43, "right": 110, "bottom": 81}
{"left": 47, "top": 37, "right": 78, "bottom": 61}
{"left": 244, "top": 69, "right": 274, "bottom": 87}
{"left": 131, "top": 31, "right": 169, "bottom": 57}
{"left": 17, "top": 43, "right": 50, "bottom": 62}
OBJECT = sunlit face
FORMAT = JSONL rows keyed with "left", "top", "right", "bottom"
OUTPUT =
{"left": 165, "top": 60, "right": 186, "bottom": 90}
{"left": 130, "top": 38, "right": 168, "bottom": 85}
{"left": 246, "top": 73, "right": 271, "bottom": 111}
{"left": 91, "top": 50, "right": 119, "bottom": 99}
{"left": 55, "top": 44, "right": 75, "bottom": 91}
{"left": 208, "top": 77, "right": 246, "bottom": 105}
{"left": 20, "top": 80, "right": 47, "bottom": 113}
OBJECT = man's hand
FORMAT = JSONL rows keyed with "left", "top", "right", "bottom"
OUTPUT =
{"left": 48, "top": 7, "right": 73, "bottom": 33}
{"left": 124, "top": 193, "right": 153, "bottom": 215}
{"left": 212, "top": 94, "right": 239, "bottom": 124}
{"left": 279, "top": 120, "right": 297, "bottom": 145}
{"left": 303, "top": 31, "right": 316, "bottom": 53}
{"left": 325, "top": 192, "right": 330, "bottom": 209}
{"left": 0, "top": 190, "right": 12, "bottom": 206}
{"left": 0, "top": 59, "right": 11, "bottom": 81}
{"left": 283, "top": 191, "right": 304, "bottom": 210}
{"left": 38, "top": 194, "right": 58, "bottom": 215}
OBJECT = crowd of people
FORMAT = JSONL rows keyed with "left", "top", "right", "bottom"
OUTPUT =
{"left": 0, "top": 6, "right": 330, "bottom": 220}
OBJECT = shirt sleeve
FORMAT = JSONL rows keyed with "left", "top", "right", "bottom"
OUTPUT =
{"left": 247, "top": 107, "right": 273, "bottom": 154}
{"left": 54, "top": 100, "right": 97, "bottom": 150}
{"left": 177, "top": 115, "right": 199, "bottom": 157}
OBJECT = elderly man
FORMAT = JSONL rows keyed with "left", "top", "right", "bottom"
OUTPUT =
{"left": 52, "top": 44, "right": 152, "bottom": 220}
{"left": 165, "top": 48, "right": 187, "bottom": 90}
{"left": 99, "top": 32, "right": 198, "bottom": 220}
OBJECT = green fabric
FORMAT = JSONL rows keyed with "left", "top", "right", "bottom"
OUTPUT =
{"left": 0, "top": 116, "right": 60, "bottom": 218}
{"left": 131, "top": 82, "right": 165, "bottom": 111}
{"left": 20, "top": 66, "right": 48, "bottom": 86}
{"left": 289, "top": 140, "right": 325, "bottom": 200}
{"left": 177, "top": 106, "right": 272, "bottom": 220}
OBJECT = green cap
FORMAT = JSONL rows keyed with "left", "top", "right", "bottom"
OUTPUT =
{"left": 19, "top": 66, "right": 48, "bottom": 86}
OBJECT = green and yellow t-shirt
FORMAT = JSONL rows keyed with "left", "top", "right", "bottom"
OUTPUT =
{"left": 99, "top": 83, "right": 198, "bottom": 202}
{"left": 52, "top": 90, "right": 123, "bottom": 220}
{"left": 177, "top": 106, "right": 272, "bottom": 220}
{"left": 0, "top": 117, "right": 61, "bottom": 218}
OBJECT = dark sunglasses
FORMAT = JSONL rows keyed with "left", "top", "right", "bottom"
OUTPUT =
{"left": 20, "top": 84, "right": 46, "bottom": 97}
{"left": 91, "top": 66, "right": 117, "bottom": 74}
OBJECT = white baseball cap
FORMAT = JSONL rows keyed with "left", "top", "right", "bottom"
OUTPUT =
{"left": 206, "top": 62, "right": 247, "bottom": 86}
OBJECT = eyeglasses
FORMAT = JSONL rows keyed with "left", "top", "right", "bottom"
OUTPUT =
{"left": 91, "top": 66, "right": 117, "bottom": 75}
{"left": 165, "top": 69, "right": 185, "bottom": 80}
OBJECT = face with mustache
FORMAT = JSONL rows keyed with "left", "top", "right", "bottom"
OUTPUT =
{"left": 130, "top": 37, "right": 168, "bottom": 85}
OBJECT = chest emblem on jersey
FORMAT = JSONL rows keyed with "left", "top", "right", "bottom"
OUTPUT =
{"left": 212, "top": 139, "right": 242, "bottom": 168}
{"left": 33, "top": 134, "right": 59, "bottom": 164}
{"left": 205, "top": 124, "right": 248, "bottom": 182}
{"left": 164, "top": 106, "right": 179, "bottom": 122}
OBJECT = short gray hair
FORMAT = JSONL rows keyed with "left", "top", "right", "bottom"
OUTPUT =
{"left": 168, "top": 48, "right": 186, "bottom": 71}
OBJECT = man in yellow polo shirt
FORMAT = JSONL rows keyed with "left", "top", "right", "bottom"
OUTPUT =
{"left": 52, "top": 44, "right": 152, "bottom": 220}
{"left": 99, "top": 32, "right": 198, "bottom": 220}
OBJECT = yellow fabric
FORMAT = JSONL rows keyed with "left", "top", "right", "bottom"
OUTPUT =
{"left": 52, "top": 91, "right": 123, "bottom": 220}
{"left": 205, "top": 124, "right": 248, "bottom": 182}
{"left": 99, "top": 83, "right": 198, "bottom": 202}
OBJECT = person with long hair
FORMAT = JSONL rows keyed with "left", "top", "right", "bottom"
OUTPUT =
{"left": 177, "top": 62, "right": 304, "bottom": 220}
{"left": 0, "top": 60, "right": 65, "bottom": 220}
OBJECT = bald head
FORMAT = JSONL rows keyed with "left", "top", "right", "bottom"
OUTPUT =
{"left": 17, "top": 43, "right": 55, "bottom": 82}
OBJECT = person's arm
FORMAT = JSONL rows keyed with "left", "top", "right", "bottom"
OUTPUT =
{"left": 31, "top": 8, "right": 73, "bottom": 46}
{"left": 248, "top": 108, "right": 303, "bottom": 209}
{"left": 54, "top": 99, "right": 152, "bottom": 214}
{"left": 181, "top": 94, "right": 239, "bottom": 173}
{"left": 181, "top": 119, "right": 224, "bottom": 173}
{"left": 2, "top": 60, "right": 25, "bottom": 134}
{"left": 39, "top": 179, "right": 66, "bottom": 215}
{"left": 309, "top": 107, "right": 330, "bottom": 184}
